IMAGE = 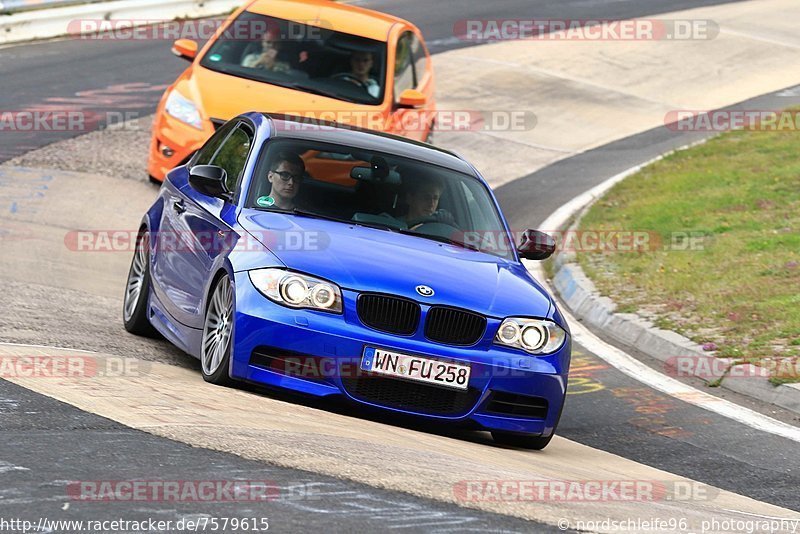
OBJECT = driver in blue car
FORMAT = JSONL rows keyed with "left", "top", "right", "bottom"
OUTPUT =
{"left": 401, "top": 175, "right": 456, "bottom": 229}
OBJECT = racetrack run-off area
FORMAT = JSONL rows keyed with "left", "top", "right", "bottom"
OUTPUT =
{"left": 2, "top": 0, "right": 800, "bottom": 532}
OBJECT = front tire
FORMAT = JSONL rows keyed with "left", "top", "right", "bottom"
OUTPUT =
{"left": 491, "top": 431, "right": 554, "bottom": 450}
{"left": 492, "top": 391, "right": 566, "bottom": 450}
{"left": 123, "top": 231, "right": 159, "bottom": 337}
{"left": 201, "top": 274, "right": 236, "bottom": 386}
{"left": 425, "top": 123, "right": 434, "bottom": 145}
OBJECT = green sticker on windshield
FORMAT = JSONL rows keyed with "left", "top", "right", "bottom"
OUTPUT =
{"left": 208, "top": 54, "right": 222, "bottom": 62}
{"left": 257, "top": 196, "right": 275, "bottom": 207}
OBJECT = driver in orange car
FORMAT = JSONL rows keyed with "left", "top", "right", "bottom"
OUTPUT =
{"left": 341, "top": 51, "right": 380, "bottom": 98}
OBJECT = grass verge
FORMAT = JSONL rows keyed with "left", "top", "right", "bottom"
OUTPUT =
{"left": 574, "top": 122, "right": 800, "bottom": 383}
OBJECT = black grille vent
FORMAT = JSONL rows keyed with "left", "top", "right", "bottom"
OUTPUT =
{"left": 342, "top": 373, "right": 481, "bottom": 416}
{"left": 484, "top": 392, "right": 548, "bottom": 419}
{"left": 357, "top": 294, "right": 420, "bottom": 335}
{"left": 425, "top": 306, "right": 486, "bottom": 345}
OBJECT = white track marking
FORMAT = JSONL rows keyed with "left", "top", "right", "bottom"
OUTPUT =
{"left": 530, "top": 143, "right": 800, "bottom": 443}
{"left": 0, "top": 341, "right": 96, "bottom": 354}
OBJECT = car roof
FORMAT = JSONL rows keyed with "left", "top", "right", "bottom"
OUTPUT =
{"left": 245, "top": 0, "right": 406, "bottom": 42}
{"left": 263, "top": 113, "right": 479, "bottom": 178}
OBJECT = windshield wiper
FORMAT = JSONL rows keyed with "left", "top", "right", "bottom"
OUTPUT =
{"left": 291, "top": 209, "right": 399, "bottom": 232}
{"left": 283, "top": 82, "right": 346, "bottom": 101}
{"left": 398, "top": 230, "right": 481, "bottom": 252}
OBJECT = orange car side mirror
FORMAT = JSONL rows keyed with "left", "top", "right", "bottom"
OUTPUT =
{"left": 398, "top": 89, "right": 427, "bottom": 109}
{"left": 172, "top": 39, "right": 198, "bottom": 61}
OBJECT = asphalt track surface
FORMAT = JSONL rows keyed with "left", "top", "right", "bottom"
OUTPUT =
{"left": 0, "top": 378, "right": 561, "bottom": 533}
{"left": 0, "top": 0, "right": 742, "bottom": 161}
{"left": 3, "top": 0, "right": 800, "bottom": 530}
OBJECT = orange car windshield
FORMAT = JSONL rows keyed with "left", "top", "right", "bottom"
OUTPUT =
{"left": 200, "top": 11, "right": 387, "bottom": 105}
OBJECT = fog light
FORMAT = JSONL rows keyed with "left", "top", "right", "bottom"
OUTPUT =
{"left": 160, "top": 143, "right": 175, "bottom": 158}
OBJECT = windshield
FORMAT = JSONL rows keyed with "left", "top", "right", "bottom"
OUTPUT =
{"left": 245, "top": 139, "right": 515, "bottom": 260}
{"left": 199, "top": 12, "right": 387, "bottom": 105}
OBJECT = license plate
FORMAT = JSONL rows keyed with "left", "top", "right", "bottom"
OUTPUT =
{"left": 361, "top": 347, "right": 471, "bottom": 391}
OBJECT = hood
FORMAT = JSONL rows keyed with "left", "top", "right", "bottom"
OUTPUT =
{"left": 239, "top": 209, "right": 553, "bottom": 318}
{"left": 181, "top": 65, "right": 380, "bottom": 121}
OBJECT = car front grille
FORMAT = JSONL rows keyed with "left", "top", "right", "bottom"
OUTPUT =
{"left": 425, "top": 306, "right": 487, "bottom": 346}
{"left": 357, "top": 294, "right": 420, "bottom": 335}
{"left": 341, "top": 372, "right": 482, "bottom": 416}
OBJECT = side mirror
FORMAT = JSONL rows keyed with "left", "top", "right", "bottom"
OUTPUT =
{"left": 518, "top": 229, "right": 556, "bottom": 261}
{"left": 397, "top": 89, "right": 427, "bottom": 109}
{"left": 172, "top": 39, "right": 198, "bottom": 61}
{"left": 189, "top": 165, "right": 230, "bottom": 199}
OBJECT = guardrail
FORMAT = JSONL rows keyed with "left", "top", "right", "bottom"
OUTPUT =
{"left": 0, "top": 0, "right": 242, "bottom": 44}
{"left": 1, "top": 0, "right": 96, "bottom": 15}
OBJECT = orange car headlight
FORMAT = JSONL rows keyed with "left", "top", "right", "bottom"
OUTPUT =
{"left": 165, "top": 91, "right": 203, "bottom": 130}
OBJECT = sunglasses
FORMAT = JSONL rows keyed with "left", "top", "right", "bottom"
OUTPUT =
{"left": 271, "top": 170, "right": 302, "bottom": 183}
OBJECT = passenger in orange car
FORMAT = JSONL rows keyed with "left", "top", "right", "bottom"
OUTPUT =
{"left": 241, "top": 31, "right": 290, "bottom": 72}
{"left": 265, "top": 152, "right": 305, "bottom": 210}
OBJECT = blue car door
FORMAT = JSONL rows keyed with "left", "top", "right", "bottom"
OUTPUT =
{"left": 152, "top": 120, "right": 254, "bottom": 329}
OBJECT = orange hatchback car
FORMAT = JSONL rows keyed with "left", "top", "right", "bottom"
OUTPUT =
{"left": 148, "top": 0, "right": 436, "bottom": 182}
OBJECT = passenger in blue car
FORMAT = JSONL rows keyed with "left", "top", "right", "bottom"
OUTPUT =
{"left": 400, "top": 175, "right": 456, "bottom": 229}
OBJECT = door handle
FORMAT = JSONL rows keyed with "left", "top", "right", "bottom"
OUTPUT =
{"left": 172, "top": 199, "right": 186, "bottom": 214}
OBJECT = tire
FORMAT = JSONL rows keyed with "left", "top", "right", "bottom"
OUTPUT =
{"left": 200, "top": 274, "right": 236, "bottom": 387}
{"left": 123, "top": 231, "right": 159, "bottom": 337}
{"left": 491, "top": 431, "right": 554, "bottom": 450}
{"left": 491, "top": 391, "right": 567, "bottom": 450}
{"left": 424, "top": 123, "right": 434, "bottom": 145}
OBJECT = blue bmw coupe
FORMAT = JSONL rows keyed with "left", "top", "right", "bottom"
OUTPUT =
{"left": 123, "top": 113, "right": 570, "bottom": 449}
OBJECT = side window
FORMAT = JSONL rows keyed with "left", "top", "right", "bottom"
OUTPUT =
{"left": 210, "top": 123, "right": 253, "bottom": 192}
{"left": 393, "top": 31, "right": 415, "bottom": 98}
{"left": 193, "top": 122, "right": 236, "bottom": 166}
{"left": 410, "top": 34, "right": 428, "bottom": 85}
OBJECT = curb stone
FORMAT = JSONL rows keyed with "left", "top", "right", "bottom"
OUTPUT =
{"left": 545, "top": 175, "right": 800, "bottom": 418}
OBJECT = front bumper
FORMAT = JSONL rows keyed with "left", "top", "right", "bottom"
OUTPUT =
{"left": 230, "top": 272, "right": 570, "bottom": 436}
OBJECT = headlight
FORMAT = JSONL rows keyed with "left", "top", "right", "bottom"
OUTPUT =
{"left": 249, "top": 269, "right": 342, "bottom": 313}
{"left": 494, "top": 318, "right": 566, "bottom": 355}
{"left": 164, "top": 91, "right": 203, "bottom": 129}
